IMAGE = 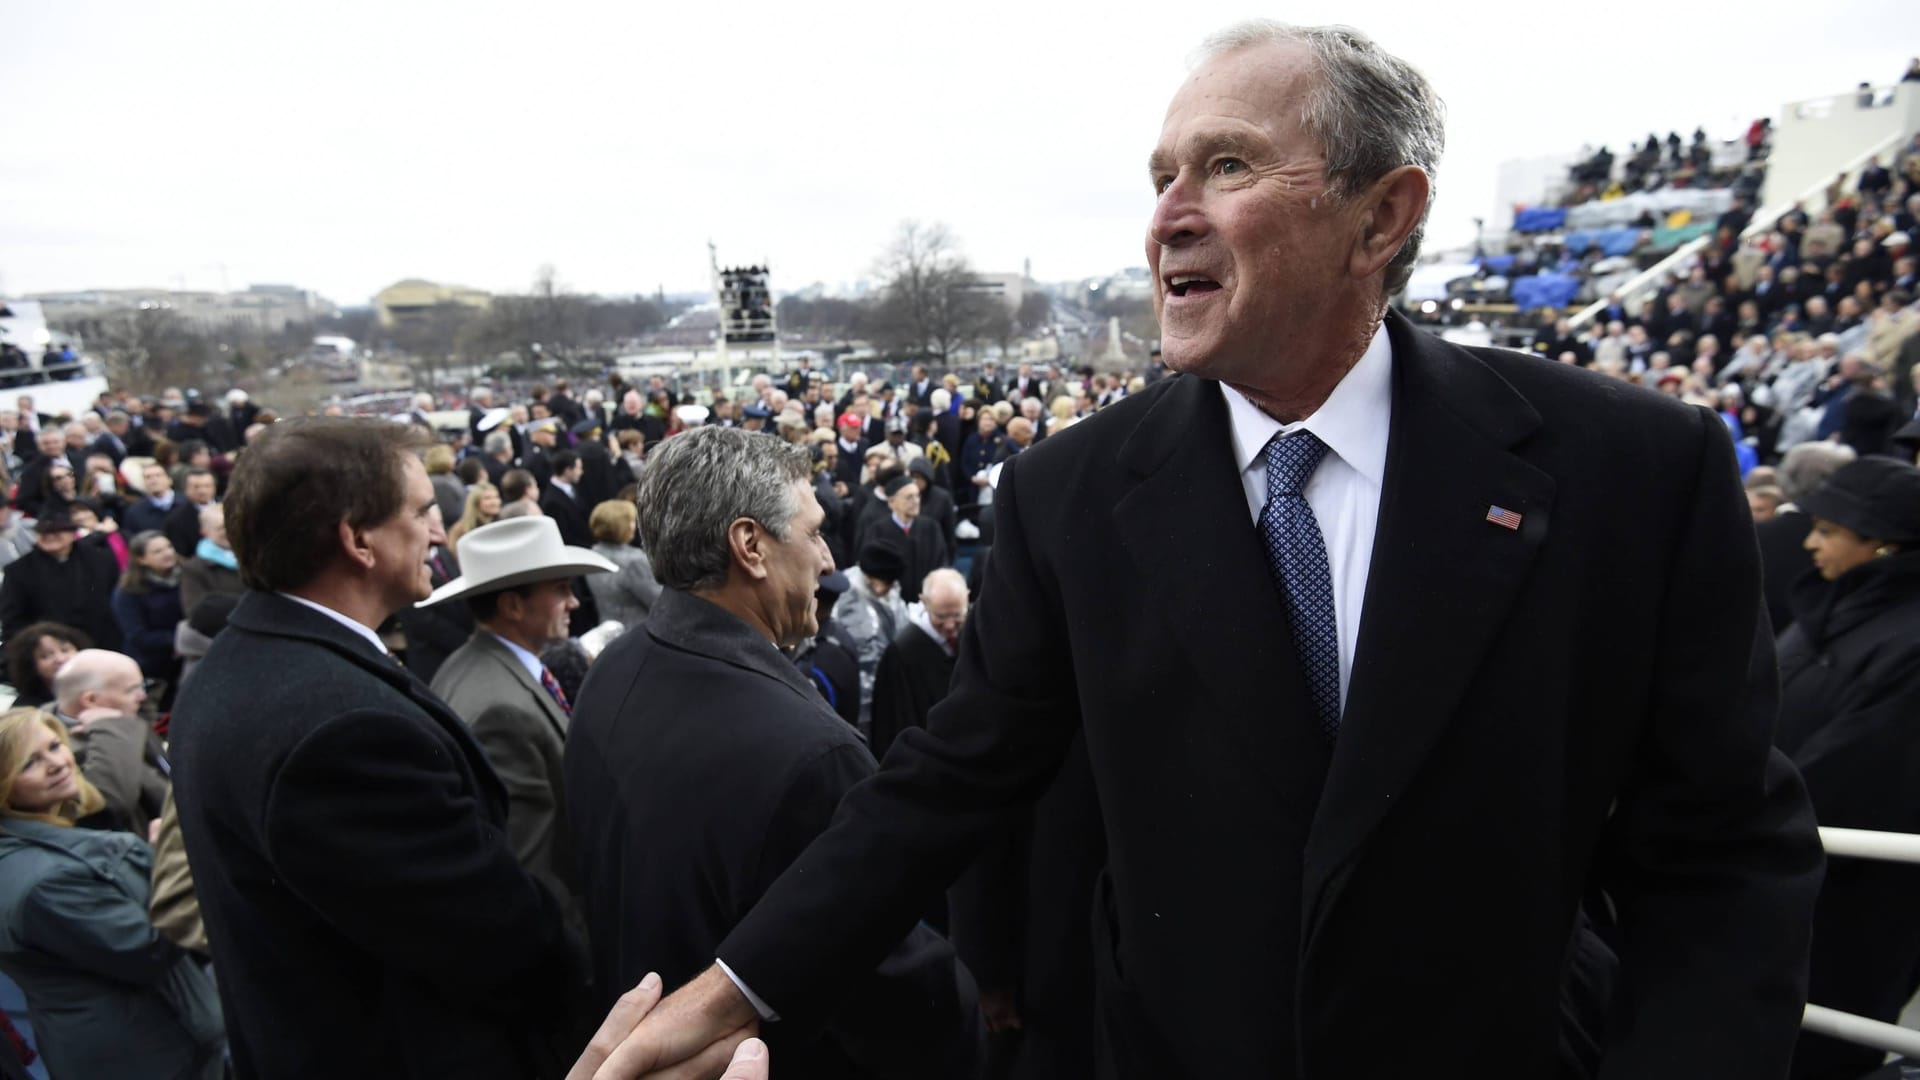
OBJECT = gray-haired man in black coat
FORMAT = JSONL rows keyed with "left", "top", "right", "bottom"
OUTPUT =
{"left": 565, "top": 426, "right": 981, "bottom": 1080}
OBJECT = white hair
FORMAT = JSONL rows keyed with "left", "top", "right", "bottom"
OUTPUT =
{"left": 929, "top": 388, "right": 952, "bottom": 411}
{"left": 1196, "top": 21, "right": 1445, "bottom": 294}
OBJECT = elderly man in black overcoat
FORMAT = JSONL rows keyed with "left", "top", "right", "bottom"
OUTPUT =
{"left": 564, "top": 426, "right": 980, "bottom": 1080}
{"left": 168, "top": 418, "right": 589, "bottom": 1080}
{"left": 598, "top": 21, "right": 1822, "bottom": 1080}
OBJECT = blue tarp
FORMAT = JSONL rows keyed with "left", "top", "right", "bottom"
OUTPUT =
{"left": 1563, "top": 228, "right": 1641, "bottom": 256}
{"left": 1512, "top": 272, "right": 1580, "bottom": 311}
{"left": 1478, "top": 254, "right": 1515, "bottom": 273}
{"left": 1513, "top": 207, "right": 1567, "bottom": 233}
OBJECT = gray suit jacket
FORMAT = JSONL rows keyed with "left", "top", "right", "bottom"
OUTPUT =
{"left": 430, "top": 630, "right": 581, "bottom": 926}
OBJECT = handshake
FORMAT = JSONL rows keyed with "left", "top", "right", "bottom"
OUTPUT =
{"left": 567, "top": 967, "right": 766, "bottom": 1080}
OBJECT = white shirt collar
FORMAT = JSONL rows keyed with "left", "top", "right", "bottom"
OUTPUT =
{"left": 1220, "top": 320, "right": 1392, "bottom": 487}
{"left": 490, "top": 632, "right": 546, "bottom": 684}
{"left": 553, "top": 479, "right": 575, "bottom": 498}
{"left": 908, "top": 603, "right": 955, "bottom": 657}
{"left": 276, "top": 592, "right": 390, "bottom": 656}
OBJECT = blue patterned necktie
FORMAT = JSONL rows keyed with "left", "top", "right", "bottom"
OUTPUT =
{"left": 1260, "top": 432, "right": 1341, "bottom": 738}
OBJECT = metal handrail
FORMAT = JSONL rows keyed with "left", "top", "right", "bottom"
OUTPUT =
{"left": 1801, "top": 827, "right": 1920, "bottom": 1058}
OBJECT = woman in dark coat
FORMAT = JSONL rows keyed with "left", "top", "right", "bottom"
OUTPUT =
{"left": 108, "top": 531, "right": 185, "bottom": 700}
{"left": 0, "top": 708, "right": 224, "bottom": 1080}
{"left": 1772, "top": 457, "right": 1920, "bottom": 1080}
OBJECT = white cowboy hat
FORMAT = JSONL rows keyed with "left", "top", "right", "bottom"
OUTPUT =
{"left": 416, "top": 516, "right": 615, "bottom": 607}
{"left": 476, "top": 407, "right": 512, "bottom": 432}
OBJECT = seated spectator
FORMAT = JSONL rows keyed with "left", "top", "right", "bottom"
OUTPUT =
{"left": 584, "top": 498, "right": 662, "bottom": 631}
{"left": 2, "top": 624, "right": 89, "bottom": 711}
{"left": 49, "top": 649, "right": 169, "bottom": 839}
{"left": 180, "top": 504, "right": 243, "bottom": 616}
{"left": 0, "top": 708, "right": 225, "bottom": 1080}
{"left": 109, "top": 532, "right": 184, "bottom": 695}
{"left": 1773, "top": 459, "right": 1920, "bottom": 1078}
{"left": 0, "top": 510, "right": 121, "bottom": 654}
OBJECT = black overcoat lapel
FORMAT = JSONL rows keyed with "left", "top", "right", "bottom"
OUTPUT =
{"left": 1111, "top": 374, "right": 1320, "bottom": 785}
{"left": 1303, "top": 311, "right": 1556, "bottom": 934}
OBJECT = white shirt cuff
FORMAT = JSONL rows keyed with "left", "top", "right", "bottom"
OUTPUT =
{"left": 715, "top": 958, "right": 780, "bottom": 1022}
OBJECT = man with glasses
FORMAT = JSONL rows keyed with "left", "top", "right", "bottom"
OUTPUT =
{"left": 50, "top": 648, "right": 170, "bottom": 838}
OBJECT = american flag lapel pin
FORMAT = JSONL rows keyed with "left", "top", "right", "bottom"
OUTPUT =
{"left": 1485, "top": 505, "right": 1523, "bottom": 531}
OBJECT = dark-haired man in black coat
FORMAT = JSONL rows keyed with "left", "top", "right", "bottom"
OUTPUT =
{"left": 168, "top": 419, "right": 588, "bottom": 1080}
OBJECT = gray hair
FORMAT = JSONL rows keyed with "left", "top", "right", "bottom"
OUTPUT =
{"left": 483, "top": 431, "right": 511, "bottom": 456}
{"left": 1778, "top": 442, "right": 1857, "bottom": 503}
{"left": 637, "top": 426, "right": 813, "bottom": 593}
{"left": 1197, "top": 21, "right": 1445, "bottom": 295}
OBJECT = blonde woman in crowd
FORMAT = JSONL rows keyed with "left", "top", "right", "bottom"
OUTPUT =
{"left": 447, "top": 482, "right": 502, "bottom": 556}
{"left": 0, "top": 708, "right": 224, "bottom": 1079}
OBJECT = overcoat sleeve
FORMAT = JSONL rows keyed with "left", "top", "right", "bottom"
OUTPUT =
{"left": 1595, "top": 407, "right": 1824, "bottom": 1077}
{"left": 719, "top": 456, "right": 1079, "bottom": 1033}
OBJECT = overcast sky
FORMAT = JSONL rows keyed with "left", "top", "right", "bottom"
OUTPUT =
{"left": 5, "top": 0, "right": 1916, "bottom": 306}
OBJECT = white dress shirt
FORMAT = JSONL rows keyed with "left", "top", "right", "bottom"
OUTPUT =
{"left": 277, "top": 592, "right": 391, "bottom": 656}
{"left": 1219, "top": 321, "right": 1393, "bottom": 714}
{"left": 491, "top": 632, "right": 546, "bottom": 685}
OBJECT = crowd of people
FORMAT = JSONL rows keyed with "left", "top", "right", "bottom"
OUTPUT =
{"left": 0, "top": 346, "right": 1158, "bottom": 1077}
{"left": 0, "top": 25, "right": 1918, "bottom": 1080}
{"left": 1514, "top": 139, "right": 1920, "bottom": 475}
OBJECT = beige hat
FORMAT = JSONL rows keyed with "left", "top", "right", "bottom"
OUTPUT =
{"left": 417, "top": 516, "right": 614, "bottom": 607}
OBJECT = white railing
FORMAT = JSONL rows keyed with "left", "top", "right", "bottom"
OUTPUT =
{"left": 1802, "top": 826, "right": 1920, "bottom": 1059}
{"left": 1566, "top": 128, "right": 1911, "bottom": 332}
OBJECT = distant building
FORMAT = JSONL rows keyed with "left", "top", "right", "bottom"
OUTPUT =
{"left": 28, "top": 284, "right": 336, "bottom": 331}
{"left": 959, "top": 271, "right": 1026, "bottom": 311}
{"left": 374, "top": 279, "right": 492, "bottom": 328}
{"left": 1086, "top": 267, "right": 1153, "bottom": 303}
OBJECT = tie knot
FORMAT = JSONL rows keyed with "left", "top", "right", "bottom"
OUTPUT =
{"left": 1263, "top": 432, "right": 1329, "bottom": 497}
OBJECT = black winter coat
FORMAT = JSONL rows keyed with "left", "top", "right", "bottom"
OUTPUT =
{"left": 566, "top": 589, "right": 980, "bottom": 1080}
{"left": 0, "top": 544, "right": 122, "bottom": 652}
{"left": 168, "top": 592, "right": 588, "bottom": 1080}
{"left": 1774, "top": 552, "right": 1920, "bottom": 1080}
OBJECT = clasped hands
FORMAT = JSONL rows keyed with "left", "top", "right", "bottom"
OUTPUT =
{"left": 568, "top": 966, "right": 764, "bottom": 1080}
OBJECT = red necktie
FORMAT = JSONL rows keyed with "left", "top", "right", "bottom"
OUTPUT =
{"left": 539, "top": 665, "right": 572, "bottom": 716}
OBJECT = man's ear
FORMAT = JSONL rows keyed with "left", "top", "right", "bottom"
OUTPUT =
{"left": 337, "top": 518, "right": 376, "bottom": 572}
{"left": 1349, "top": 164, "right": 1431, "bottom": 283}
{"left": 727, "top": 518, "right": 770, "bottom": 582}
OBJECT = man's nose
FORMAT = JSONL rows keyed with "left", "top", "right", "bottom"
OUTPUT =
{"left": 1149, "top": 172, "right": 1208, "bottom": 248}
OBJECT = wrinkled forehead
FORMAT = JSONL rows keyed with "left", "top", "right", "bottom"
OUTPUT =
{"left": 1158, "top": 41, "right": 1317, "bottom": 144}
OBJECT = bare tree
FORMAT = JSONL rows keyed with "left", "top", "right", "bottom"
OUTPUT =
{"left": 388, "top": 302, "right": 482, "bottom": 389}
{"left": 1017, "top": 291, "right": 1052, "bottom": 333}
{"left": 56, "top": 308, "right": 215, "bottom": 394}
{"left": 871, "top": 221, "right": 1004, "bottom": 364}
